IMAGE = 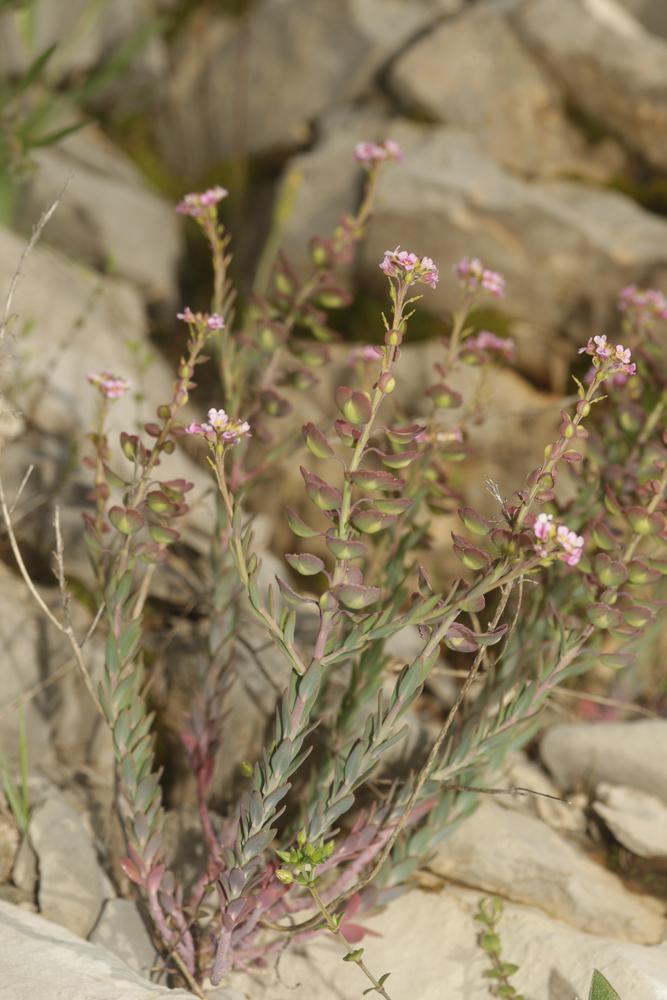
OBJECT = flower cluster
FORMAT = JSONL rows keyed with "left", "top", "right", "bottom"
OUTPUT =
{"left": 379, "top": 247, "right": 439, "bottom": 289}
{"left": 618, "top": 284, "right": 667, "bottom": 324}
{"left": 347, "top": 345, "right": 384, "bottom": 366}
{"left": 177, "top": 307, "right": 225, "bottom": 332}
{"left": 578, "top": 335, "right": 636, "bottom": 377}
{"left": 455, "top": 257, "right": 505, "bottom": 298}
{"left": 86, "top": 371, "right": 130, "bottom": 400}
{"left": 354, "top": 139, "right": 402, "bottom": 167}
{"left": 466, "top": 330, "right": 515, "bottom": 360}
{"left": 533, "top": 513, "right": 584, "bottom": 567}
{"left": 176, "top": 186, "right": 228, "bottom": 218}
{"left": 186, "top": 408, "right": 250, "bottom": 447}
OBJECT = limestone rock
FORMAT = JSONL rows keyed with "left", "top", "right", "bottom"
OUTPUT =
{"left": 15, "top": 128, "right": 181, "bottom": 300}
{"left": 0, "top": 0, "right": 163, "bottom": 85}
{"left": 0, "top": 804, "right": 18, "bottom": 883}
{"left": 275, "top": 105, "right": 393, "bottom": 281}
{"left": 0, "top": 900, "right": 194, "bottom": 1000}
{"left": 0, "top": 225, "right": 217, "bottom": 550}
{"left": 389, "top": 4, "right": 616, "bottom": 178}
{"left": 227, "top": 885, "right": 667, "bottom": 1000}
{"left": 513, "top": 0, "right": 667, "bottom": 169}
{"left": 618, "top": 0, "right": 667, "bottom": 36}
{"left": 594, "top": 783, "right": 667, "bottom": 858}
{"left": 89, "top": 899, "right": 157, "bottom": 980}
{"left": 429, "top": 799, "right": 665, "bottom": 942}
{"left": 11, "top": 836, "right": 38, "bottom": 898}
{"left": 498, "top": 751, "right": 587, "bottom": 833}
{"left": 154, "top": 0, "right": 440, "bottom": 174}
{"left": 29, "top": 791, "right": 106, "bottom": 938}
{"left": 541, "top": 720, "right": 667, "bottom": 803}
{"left": 362, "top": 124, "right": 667, "bottom": 384}
{"left": 0, "top": 563, "right": 65, "bottom": 766}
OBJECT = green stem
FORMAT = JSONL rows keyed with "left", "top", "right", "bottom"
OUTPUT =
{"left": 308, "top": 882, "right": 394, "bottom": 1000}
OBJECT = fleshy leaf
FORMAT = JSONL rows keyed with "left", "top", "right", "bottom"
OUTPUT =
{"left": 333, "top": 584, "right": 380, "bottom": 610}
{"left": 285, "top": 552, "right": 326, "bottom": 576}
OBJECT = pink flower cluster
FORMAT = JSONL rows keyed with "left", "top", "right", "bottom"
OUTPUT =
{"left": 186, "top": 408, "right": 250, "bottom": 447}
{"left": 578, "top": 335, "right": 636, "bottom": 377}
{"left": 466, "top": 330, "right": 515, "bottom": 360}
{"left": 534, "top": 513, "right": 584, "bottom": 567}
{"left": 379, "top": 247, "right": 439, "bottom": 289}
{"left": 176, "top": 186, "right": 228, "bottom": 218}
{"left": 347, "top": 345, "right": 384, "bottom": 366}
{"left": 618, "top": 284, "right": 667, "bottom": 323}
{"left": 354, "top": 139, "right": 402, "bottom": 167}
{"left": 177, "top": 307, "right": 225, "bottom": 331}
{"left": 86, "top": 371, "right": 130, "bottom": 400}
{"left": 455, "top": 257, "right": 505, "bottom": 298}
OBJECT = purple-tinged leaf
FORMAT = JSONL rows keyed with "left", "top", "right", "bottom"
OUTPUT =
{"left": 109, "top": 506, "right": 144, "bottom": 535}
{"left": 285, "top": 552, "right": 325, "bottom": 576}
{"left": 350, "top": 470, "right": 403, "bottom": 492}
{"left": 326, "top": 534, "right": 367, "bottom": 560}
{"left": 335, "top": 387, "right": 372, "bottom": 425}
{"left": 379, "top": 449, "right": 419, "bottom": 470}
{"left": 352, "top": 509, "right": 394, "bottom": 534}
{"left": 286, "top": 506, "right": 320, "bottom": 538}
{"left": 333, "top": 584, "right": 380, "bottom": 610}
{"left": 427, "top": 384, "right": 462, "bottom": 409}
{"left": 459, "top": 506, "right": 490, "bottom": 536}
{"left": 303, "top": 422, "right": 334, "bottom": 459}
{"left": 301, "top": 467, "right": 342, "bottom": 511}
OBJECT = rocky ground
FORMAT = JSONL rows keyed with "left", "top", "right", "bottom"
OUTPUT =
{"left": 1, "top": 0, "right": 667, "bottom": 997}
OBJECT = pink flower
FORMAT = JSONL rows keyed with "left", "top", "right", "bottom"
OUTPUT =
{"left": 177, "top": 308, "right": 225, "bottom": 332}
{"left": 455, "top": 257, "right": 506, "bottom": 299}
{"left": 533, "top": 513, "right": 584, "bottom": 568}
{"left": 347, "top": 345, "right": 384, "bottom": 365}
{"left": 556, "top": 525, "right": 585, "bottom": 567}
{"left": 579, "top": 336, "right": 636, "bottom": 377}
{"left": 383, "top": 139, "right": 403, "bottom": 161}
{"left": 186, "top": 407, "right": 250, "bottom": 448}
{"left": 176, "top": 186, "right": 228, "bottom": 218}
{"left": 86, "top": 371, "right": 130, "bottom": 400}
{"left": 354, "top": 139, "right": 403, "bottom": 167}
{"left": 618, "top": 284, "right": 667, "bottom": 323}
{"left": 380, "top": 247, "right": 439, "bottom": 288}
{"left": 467, "top": 330, "right": 515, "bottom": 360}
{"left": 533, "top": 513, "right": 553, "bottom": 542}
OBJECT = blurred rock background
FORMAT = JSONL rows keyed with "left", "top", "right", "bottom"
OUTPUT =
{"left": 1, "top": 2, "right": 667, "bottom": 996}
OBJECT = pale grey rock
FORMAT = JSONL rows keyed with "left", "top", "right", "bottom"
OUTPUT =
{"left": 0, "top": 900, "right": 194, "bottom": 1000}
{"left": 541, "top": 720, "right": 667, "bottom": 803}
{"left": 498, "top": 751, "right": 587, "bottom": 833}
{"left": 362, "top": 125, "right": 667, "bottom": 383}
{"left": 154, "top": 0, "right": 440, "bottom": 173}
{"left": 15, "top": 127, "right": 181, "bottom": 300}
{"left": 89, "top": 899, "right": 157, "bottom": 979}
{"left": 30, "top": 792, "right": 106, "bottom": 938}
{"left": 618, "top": 0, "right": 667, "bottom": 36}
{"left": 0, "top": 563, "right": 63, "bottom": 766}
{"left": 11, "top": 836, "right": 38, "bottom": 898}
{"left": 0, "top": 806, "right": 18, "bottom": 883}
{"left": 594, "top": 783, "right": 667, "bottom": 858}
{"left": 0, "top": 0, "right": 163, "bottom": 84}
{"left": 389, "top": 4, "right": 614, "bottom": 177}
{"left": 227, "top": 885, "right": 667, "bottom": 1000}
{"left": 513, "top": 0, "right": 667, "bottom": 169}
{"left": 429, "top": 799, "right": 665, "bottom": 942}
{"left": 0, "top": 225, "right": 217, "bottom": 549}
{"left": 275, "top": 105, "right": 392, "bottom": 280}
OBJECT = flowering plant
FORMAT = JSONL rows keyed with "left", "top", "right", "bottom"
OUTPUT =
{"left": 3, "top": 142, "right": 665, "bottom": 999}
